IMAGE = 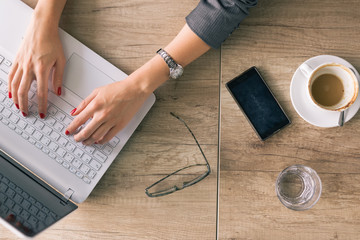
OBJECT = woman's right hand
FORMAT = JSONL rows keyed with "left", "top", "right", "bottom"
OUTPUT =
{"left": 8, "top": 7, "right": 66, "bottom": 118}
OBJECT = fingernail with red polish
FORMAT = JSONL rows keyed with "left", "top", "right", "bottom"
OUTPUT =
{"left": 22, "top": 112, "right": 27, "bottom": 117}
{"left": 39, "top": 113, "right": 45, "bottom": 119}
{"left": 6, "top": 214, "right": 15, "bottom": 222}
{"left": 65, "top": 130, "right": 70, "bottom": 135}
{"left": 70, "top": 108, "right": 77, "bottom": 115}
{"left": 15, "top": 104, "right": 19, "bottom": 109}
{"left": 57, "top": 87, "right": 62, "bottom": 96}
{"left": 8, "top": 92, "right": 12, "bottom": 98}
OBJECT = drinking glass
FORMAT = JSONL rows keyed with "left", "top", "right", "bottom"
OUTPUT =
{"left": 275, "top": 165, "right": 322, "bottom": 211}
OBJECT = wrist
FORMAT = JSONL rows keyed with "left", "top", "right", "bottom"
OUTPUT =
{"left": 129, "top": 55, "right": 170, "bottom": 95}
{"left": 33, "top": 0, "right": 66, "bottom": 29}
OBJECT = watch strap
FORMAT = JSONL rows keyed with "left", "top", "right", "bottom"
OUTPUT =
{"left": 156, "top": 48, "right": 178, "bottom": 69}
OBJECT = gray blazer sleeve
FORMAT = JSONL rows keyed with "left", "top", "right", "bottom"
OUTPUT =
{"left": 186, "top": 0, "right": 257, "bottom": 49}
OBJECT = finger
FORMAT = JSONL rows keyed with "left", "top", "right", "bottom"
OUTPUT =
{"left": 65, "top": 105, "right": 95, "bottom": 136}
{"left": 70, "top": 90, "right": 97, "bottom": 116}
{"left": 8, "top": 62, "right": 19, "bottom": 97}
{"left": 11, "top": 68, "right": 23, "bottom": 109}
{"left": 17, "top": 70, "right": 33, "bottom": 116}
{"left": 36, "top": 68, "right": 50, "bottom": 118}
{"left": 52, "top": 58, "right": 65, "bottom": 96}
{"left": 73, "top": 115, "right": 105, "bottom": 143}
{"left": 97, "top": 125, "right": 122, "bottom": 145}
{"left": 82, "top": 122, "right": 113, "bottom": 146}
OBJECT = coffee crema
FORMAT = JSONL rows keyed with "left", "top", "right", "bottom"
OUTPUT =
{"left": 311, "top": 74, "right": 344, "bottom": 106}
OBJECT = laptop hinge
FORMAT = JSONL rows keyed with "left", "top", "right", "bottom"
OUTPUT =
{"left": 61, "top": 188, "right": 74, "bottom": 203}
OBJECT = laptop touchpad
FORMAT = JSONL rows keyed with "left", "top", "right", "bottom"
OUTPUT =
{"left": 63, "top": 53, "right": 115, "bottom": 100}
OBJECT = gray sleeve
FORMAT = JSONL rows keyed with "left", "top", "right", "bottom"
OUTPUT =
{"left": 186, "top": 0, "right": 257, "bottom": 49}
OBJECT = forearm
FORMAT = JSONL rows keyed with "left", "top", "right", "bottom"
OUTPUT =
{"left": 133, "top": 24, "right": 211, "bottom": 95}
{"left": 34, "top": 0, "right": 67, "bottom": 27}
{"left": 164, "top": 24, "right": 211, "bottom": 68}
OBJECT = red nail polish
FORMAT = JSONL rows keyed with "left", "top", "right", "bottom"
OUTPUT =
{"left": 22, "top": 112, "right": 27, "bottom": 117}
{"left": 65, "top": 130, "right": 70, "bottom": 135}
{"left": 6, "top": 214, "right": 15, "bottom": 222}
{"left": 8, "top": 92, "right": 12, "bottom": 98}
{"left": 94, "top": 142, "right": 98, "bottom": 144}
{"left": 39, "top": 113, "right": 45, "bottom": 119}
{"left": 70, "top": 108, "right": 77, "bottom": 115}
{"left": 15, "top": 104, "right": 19, "bottom": 109}
{"left": 57, "top": 87, "right": 62, "bottom": 96}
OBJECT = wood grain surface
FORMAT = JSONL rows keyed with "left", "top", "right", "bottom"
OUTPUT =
{"left": 4, "top": 0, "right": 359, "bottom": 239}
{"left": 1, "top": 0, "right": 219, "bottom": 239}
{"left": 219, "top": 0, "right": 360, "bottom": 239}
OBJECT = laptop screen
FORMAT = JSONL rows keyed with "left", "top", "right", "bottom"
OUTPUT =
{"left": 0, "top": 150, "right": 77, "bottom": 237}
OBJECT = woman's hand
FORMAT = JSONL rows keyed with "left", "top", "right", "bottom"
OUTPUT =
{"left": 65, "top": 78, "right": 152, "bottom": 145}
{"left": 8, "top": 2, "right": 66, "bottom": 118}
{"left": 65, "top": 56, "right": 169, "bottom": 145}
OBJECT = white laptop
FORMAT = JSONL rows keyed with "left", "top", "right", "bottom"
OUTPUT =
{"left": 0, "top": 0, "right": 155, "bottom": 238}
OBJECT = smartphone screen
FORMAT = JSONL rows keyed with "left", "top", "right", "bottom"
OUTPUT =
{"left": 226, "top": 66, "right": 290, "bottom": 140}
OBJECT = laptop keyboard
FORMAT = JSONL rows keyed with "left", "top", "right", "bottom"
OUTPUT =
{"left": 0, "top": 51, "right": 120, "bottom": 185}
{"left": 0, "top": 172, "right": 58, "bottom": 235}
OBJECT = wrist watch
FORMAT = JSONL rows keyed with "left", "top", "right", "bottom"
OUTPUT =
{"left": 156, "top": 48, "right": 184, "bottom": 79}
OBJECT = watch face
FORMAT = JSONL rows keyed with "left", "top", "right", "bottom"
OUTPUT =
{"left": 170, "top": 66, "right": 184, "bottom": 79}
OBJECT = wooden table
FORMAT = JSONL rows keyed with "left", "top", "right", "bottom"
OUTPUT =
{"left": 1, "top": 0, "right": 219, "bottom": 239}
{"left": 220, "top": 0, "right": 360, "bottom": 239}
{"left": 3, "top": 0, "right": 360, "bottom": 239}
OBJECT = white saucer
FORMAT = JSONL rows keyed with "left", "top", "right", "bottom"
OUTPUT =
{"left": 290, "top": 55, "right": 360, "bottom": 128}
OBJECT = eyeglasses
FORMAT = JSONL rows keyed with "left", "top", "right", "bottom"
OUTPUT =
{"left": 145, "top": 112, "right": 211, "bottom": 197}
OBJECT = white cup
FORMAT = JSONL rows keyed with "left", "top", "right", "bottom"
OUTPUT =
{"left": 300, "top": 63, "right": 359, "bottom": 111}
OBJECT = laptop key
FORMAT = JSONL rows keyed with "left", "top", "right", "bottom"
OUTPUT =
{"left": 13, "top": 204, "right": 23, "bottom": 215}
{"left": 35, "top": 201, "right": 42, "bottom": 209}
{"left": 0, "top": 205, "right": 9, "bottom": 215}
{"left": 0, "top": 192, "right": 7, "bottom": 202}
{"left": 55, "top": 112, "right": 65, "bottom": 121}
{"left": 109, "top": 136, "right": 120, "bottom": 148}
{"left": 5, "top": 188, "right": 15, "bottom": 198}
{"left": 94, "top": 151, "right": 107, "bottom": 162}
{"left": 0, "top": 182, "right": 8, "bottom": 192}
{"left": 0, "top": 93, "right": 5, "bottom": 102}
{"left": 4, "top": 59, "right": 11, "bottom": 67}
{"left": 20, "top": 210, "right": 30, "bottom": 220}
{"left": 102, "top": 145, "right": 112, "bottom": 155}
{"left": 28, "top": 205, "right": 38, "bottom": 215}
{"left": 89, "top": 160, "right": 101, "bottom": 171}
{"left": 28, "top": 197, "right": 36, "bottom": 205}
{"left": 80, "top": 164, "right": 90, "bottom": 174}
{"left": 48, "top": 106, "right": 57, "bottom": 115}
{"left": 5, "top": 198, "right": 15, "bottom": 208}
{"left": 50, "top": 131, "right": 61, "bottom": 141}
{"left": 75, "top": 171, "right": 84, "bottom": 179}
{"left": 74, "top": 148, "right": 84, "bottom": 158}
{"left": 83, "top": 177, "right": 91, "bottom": 184}
{"left": 88, "top": 170, "right": 96, "bottom": 179}
{"left": 0, "top": 83, "right": 6, "bottom": 93}
{"left": 25, "top": 125, "right": 35, "bottom": 135}
{"left": 64, "top": 153, "right": 74, "bottom": 163}
{"left": 28, "top": 215, "right": 38, "bottom": 226}
{"left": 36, "top": 211, "right": 46, "bottom": 222}
{"left": 14, "top": 194, "right": 24, "bottom": 204}
{"left": 45, "top": 215, "right": 55, "bottom": 225}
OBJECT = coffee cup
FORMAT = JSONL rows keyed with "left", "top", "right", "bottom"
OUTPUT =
{"left": 299, "top": 62, "right": 359, "bottom": 111}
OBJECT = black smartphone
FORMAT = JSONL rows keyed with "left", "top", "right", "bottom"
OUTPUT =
{"left": 226, "top": 66, "right": 290, "bottom": 140}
